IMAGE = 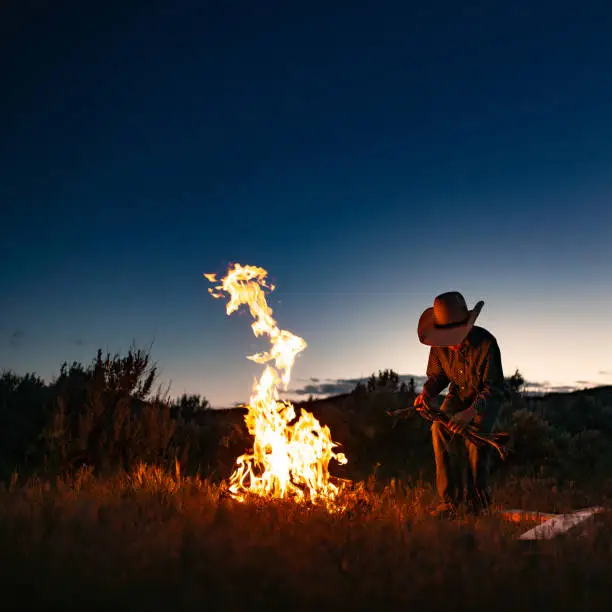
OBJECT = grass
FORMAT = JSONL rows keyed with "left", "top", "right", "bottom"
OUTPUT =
{"left": 1, "top": 465, "right": 611, "bottom": 611}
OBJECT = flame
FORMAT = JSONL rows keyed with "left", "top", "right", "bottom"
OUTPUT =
{"left": 205, "top": 263, "right": 347, "bottom": 507}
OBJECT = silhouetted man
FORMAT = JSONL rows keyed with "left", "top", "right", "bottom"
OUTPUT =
{"left": 414, "top": 291, "right": 506, "bottom": 518}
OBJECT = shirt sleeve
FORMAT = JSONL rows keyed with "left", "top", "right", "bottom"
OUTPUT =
{"left": 422, "top": 348, "right": 450, "bottom": 399}
{"left": 471, "top": 340, "right": 506, "bottom": 414}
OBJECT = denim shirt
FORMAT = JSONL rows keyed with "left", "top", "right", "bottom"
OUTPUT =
{"left": 422, "top": 326, "right": 506, "bottom": 414}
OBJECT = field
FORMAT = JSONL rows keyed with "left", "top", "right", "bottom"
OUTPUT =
{"left": 2, "top": 465, "right": 611, "bottom": 612}
{"left": 2, "top": 359, "right": 612, "bottom": 610}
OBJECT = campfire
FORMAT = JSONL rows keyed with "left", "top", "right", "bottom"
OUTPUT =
{"left": 205, "top": 263, "right": 348, "bottom": 507}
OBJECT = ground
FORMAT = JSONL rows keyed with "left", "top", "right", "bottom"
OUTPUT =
{"left": 1, "top": 465, "right": 611, "bottom": 612}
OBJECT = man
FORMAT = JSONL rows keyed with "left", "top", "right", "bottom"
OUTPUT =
{"left": 414, "top": 291, "right": 506, "bottom": 518}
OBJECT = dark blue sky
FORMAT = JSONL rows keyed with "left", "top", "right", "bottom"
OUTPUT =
{"left": 2, "top": 1, "right": 611, "bottom": 406}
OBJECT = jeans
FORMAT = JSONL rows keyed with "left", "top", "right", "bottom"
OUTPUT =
{"left": 431, "top": 395, "right": 501, "bottom": 510}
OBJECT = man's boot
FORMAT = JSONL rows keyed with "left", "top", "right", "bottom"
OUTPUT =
{"left": 430, "top": 501, "right": 458, "bottom": 519}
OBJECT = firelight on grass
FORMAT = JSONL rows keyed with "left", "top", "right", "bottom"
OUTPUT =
{"left": 205, "top": 263, "right": 348, "bottom": 507}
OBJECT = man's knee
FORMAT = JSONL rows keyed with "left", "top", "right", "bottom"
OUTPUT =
{"left": 431, "top": 421, "right": 450, "bottom": 448}
{"left": 431, "top": 421, "right": 445, "bottom": 437}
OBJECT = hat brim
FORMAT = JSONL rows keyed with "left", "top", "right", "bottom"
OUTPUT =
{"left": 418, "top": 301, "right": 484, "bottom": 347}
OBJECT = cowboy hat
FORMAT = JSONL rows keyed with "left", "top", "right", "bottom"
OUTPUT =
{"left": 418, "top": 291, "right": 484, "bottom": 347}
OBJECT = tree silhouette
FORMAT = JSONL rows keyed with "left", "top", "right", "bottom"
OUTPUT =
{"left": 171, "top": 393, "right": 210, "bottom": 421}
{"left": 367, "top": 369, "right": 400, "bottom": 392}
{"left": 507, "top": 369, "right": 525, "bottom": 395}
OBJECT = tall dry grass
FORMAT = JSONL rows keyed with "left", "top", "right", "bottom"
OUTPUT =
{"left": 1, "top": 464, "right": 611, "bottom": 611}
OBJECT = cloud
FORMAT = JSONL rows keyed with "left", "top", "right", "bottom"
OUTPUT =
{"left": 523, "top": 380, "right": 549, "bottom": 389}
{"left": 524, "top": 382, "right": 605, "bottom": 395}
{"left": 288, "top": 378, "right": 362, "bottom": 397}
{"left": 286, "top": 372, "right": 611, "bottom": 401}
{"left": 599, "top": 371, "right": 612, "bottom": 377}
{"left": 289, "top": 374, "right": 428, "bottom": 397}
{"left": 547, "top": 385, "right": 582, "bottom": 394}
{"left": 75, "top": 338, "right": 85, "bottom": 346}
{"left": 9, "top": 330, "right": 24, "bottom": 348}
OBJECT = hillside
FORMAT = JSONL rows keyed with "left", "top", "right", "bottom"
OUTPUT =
{"left": 2, "top": 349, "right": 611, "bottom": 486}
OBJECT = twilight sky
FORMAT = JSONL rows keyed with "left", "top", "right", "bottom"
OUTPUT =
{"left": 1, "top": 1, "right": 611, "bottom": 407}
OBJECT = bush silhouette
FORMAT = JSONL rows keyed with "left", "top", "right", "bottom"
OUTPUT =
{"left": 1, "top": 353, "right": 611, "bottom": 487}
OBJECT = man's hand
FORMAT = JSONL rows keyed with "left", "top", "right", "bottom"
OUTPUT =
{"left": 413, "top": 393, "right": 425, "bottom": 409}
{"left": 414, "top": 392, "right": 429, "bottom": 414}
{"left": 448, "top": 406, "right": 478, "bottom": 434}
{"left": 414, "top": 393, "right": 436, "bottom": 422}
